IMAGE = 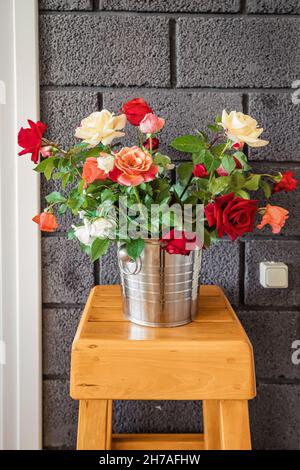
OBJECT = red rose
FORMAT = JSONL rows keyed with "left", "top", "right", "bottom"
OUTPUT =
{"left": 205, "top": 192, "right": 258, "bottom": 241}
{"left": 18, "top": 120, "right": 47, "bottom": 164}
{"left": 32, "top": 212, "right": 58, "bottom": 232}
{"left": 144, "top": 137, "right": 159, "bottom": 151}
{"left": 122, "top": 98, "right": 153, "bottom": 126}
{"left": 273, "top": 171, "right": 298, "bottom": 194}
{"left": 161, "top": 229, "right": 199, "bottom": 256}
{"left": 193, "top": 164, "right": 208, "bottom": 178}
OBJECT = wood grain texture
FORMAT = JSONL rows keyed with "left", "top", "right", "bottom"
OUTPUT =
{"left": 203, "top": 400, "right": 221, "bottom": 450}
{"left": 71, "top": 285, "right": 255, "bottom": 450}
{"left": 112, "top": 433, "right": 205, "bottom": 450}
{"left": 77, "top": 400, "right": 112, "bottom": 450}
{"left": 70, "top": 285, "right": 256, "bottom": 401}
{"left": 219, "top": 400, "right": 252, "bottom": 450}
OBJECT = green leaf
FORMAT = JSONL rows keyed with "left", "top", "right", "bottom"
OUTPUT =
{"left": 126, "top": 238, "right": 145, "bottom": 262}
{"left": 52, "top": 172, "right": 63, "bottom": 181}
{"left": 203, "top": 150, "right": 214, "bottom": 171}
{"left": 170, "top": 135, "right": 205, "bottom": 154}
{"left": 62, "top": 173, "right": 71, "bottom": 189}
{"left": 34, "top": 157, "right": 57, "bottom": 173}
{"left": 177, "top": 162, "right": 194, "bottom": 184}
{"left": 153, "top": 153, "right": 172, "bottom": 168}
{"left": 67, "top": 228, "right": 76, "bottom": 240}
{"left": 212, "top": 143, "right": 227, "bottom": 157}
{"left": 235, "top": 189, "right": 250, "bottom": 199}
{"left": 45, "top": 191, "right": 67, "bottom": 204}
{"left": 215, "top": 115, "right": 222, "bottom": 124}
{"left": 208, "top": 124, "right": 222, "bottom": 133}
{"left": 243, "top": 174, "right": 261, "bottom": 191}
{"left": 80, "top": 243, "right": 91, "bottom": 256}
{"left": 44, "top": 159, "right": 55, "bottom": 181}
{"left": 261, "top": 180, "right": 272, "bottom": 198}
{"left": 233, "top": 151, "right": 251, "bottom": 171}
{"left": 209, "top": 176, "right": 231, "bottom": 195}
{"left": 58, "top": 204, "right": 68, "bottom": 215}
{"left": 197, "top": 178, "right": 209, "bottom": 190}
{"left": 230, "top": 172, "right": 246, "bottom": 189}
{"left": 91, "top": 238, "right": 110, "bottom": 262}
{"left": 192, "top": 149, "right": 206, "bottom": 165}
{"left": 221, "top": 155, "right": 236, "bottom": 175}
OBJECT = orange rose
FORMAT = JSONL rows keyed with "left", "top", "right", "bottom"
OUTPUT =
{"left": 111, "top": 146, "right": 158, "bottom": 186}
{"left": 33, "top": 212, "right": 58, "bottom": 232}
{"left": 257, "top": 204, "right": 289, "bottom": 234}
{"left": 82, "top": 157, "right": 107, "bottom": 185}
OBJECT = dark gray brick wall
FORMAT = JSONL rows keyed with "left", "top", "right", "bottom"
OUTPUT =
{"left": 237, "top": 310, "right": 300, "bottom": 379}
{"left": 40, "top": 0, "right": 300, "bottom": 451}
{"left": 247, "top": 1, "right": 300, "bottom": 14}
{"left": 40, "top": 0, "right": 92, "bottom": 10}
{"left": 177, "top": 17, "right": 300, "bottom": 88}
{"left": 42, "top": 237, "right": 94, "bottom": 303}
{"left": 249, "top": 93, "right": 300, "bottom": 162}
{"left": 40, "top": 14, "right": 170, "bottom": 87}
{"left": 250, "top": 383, "right": 300, "bottom": 450}
{"left": 100, "top": 0, "right": 241, "bottom": 13}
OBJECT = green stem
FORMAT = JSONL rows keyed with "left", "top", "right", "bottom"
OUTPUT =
{"left": 180, "top": 173, "right": 194, "bottom": 200}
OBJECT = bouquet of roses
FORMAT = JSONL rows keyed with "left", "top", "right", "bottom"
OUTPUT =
{"left": 18, "top": 98, "right": 297, "bottom": 261}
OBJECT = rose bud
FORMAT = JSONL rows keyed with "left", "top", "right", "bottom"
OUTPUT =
{"left": 144, "top": 137, "right": 159, "bottom": 151}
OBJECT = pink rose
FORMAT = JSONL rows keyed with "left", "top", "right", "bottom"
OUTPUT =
{"left": 140, "top": 113, "right": 165, "bottom": 134}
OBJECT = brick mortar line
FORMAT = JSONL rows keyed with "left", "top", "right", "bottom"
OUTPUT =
{"left": 237, "top": 305, "right": 300, "bottom": 312}
{"left": 240, "top": 0, "right": 247, "bottom": 14}
{"left": 41, "top": 85, "right": 295, "bottom": 94}
{"left": 43, "top": 303, "right": 85, "bottom": 309}
{"left": 238, "top": 240, "right": 245, "bottom": 306}
{"left": 169, "top": 19, "right": 177, "bottom": 88}
{"left": 257, "top": 378, "right": 300, "bottom": 386}
{"left": 39, "top": 11, "right": 300, "bottom": 19}
{"left": 92, "top": 0, "right": 99, "bottom": 11}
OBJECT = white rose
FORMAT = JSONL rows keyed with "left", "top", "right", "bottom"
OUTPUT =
{"left": 75, "top": 110, "right": 127, "bottom": 147}
{"left": 74, "top": 219, "right": 92, "bottom": 245}
{"left": 221, "top": 110, "right": 269, "bottom": 148}
{"left": 97, "top": 152, "right": 115, "bottom": 174}
{"left": 90, "top": 218, "right": 114, "bottom": 239}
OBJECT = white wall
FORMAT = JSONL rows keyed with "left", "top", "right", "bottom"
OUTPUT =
{"left": 0, "top": 0, "right": 41, "bottom": 450}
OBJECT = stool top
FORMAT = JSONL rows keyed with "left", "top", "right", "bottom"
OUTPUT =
{"left": 71, "top": 285, "right": 256, "bottom": 400}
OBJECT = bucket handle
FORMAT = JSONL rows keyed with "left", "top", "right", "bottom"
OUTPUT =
{"left": 117, "top": 246, "right": 142, "bottom": 276}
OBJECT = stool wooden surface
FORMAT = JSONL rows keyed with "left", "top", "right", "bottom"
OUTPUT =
{"left": 70, "top": 285, "right": 256, "bottom": 450}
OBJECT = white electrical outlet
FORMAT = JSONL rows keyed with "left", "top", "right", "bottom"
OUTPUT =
{"left": 260, "top": 262, "right": 288, "bottom": 288}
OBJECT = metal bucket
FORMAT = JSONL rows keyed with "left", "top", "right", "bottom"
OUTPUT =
{"left": 118, "top": 239, "right": 202, "bottom": 327}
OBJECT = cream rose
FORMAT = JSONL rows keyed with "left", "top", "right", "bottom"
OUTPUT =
{"left": 221, "top": 110, "right": 269, "bottom": 148}
{"left": 75, "top": 110, "right": 126, "bottom": 147}
{"left": 97, "top": 152, "right": 115, "bottom": 174}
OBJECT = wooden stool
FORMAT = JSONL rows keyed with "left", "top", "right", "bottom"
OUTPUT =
{"left": 70, "top": 285, "right": 256, "bottom": 450}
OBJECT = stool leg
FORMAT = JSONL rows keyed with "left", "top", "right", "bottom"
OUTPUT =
{"left": 203, "top": 400, "right": 221, "bottom": 450}
{"left": 218, "top": 400, "right": 251, "bottom": 450}
{"left": 77, "top": 399, "right": 113, "bottom": 450}
{"left": 203, "top": 400, "right": 251, "bottom": 450}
